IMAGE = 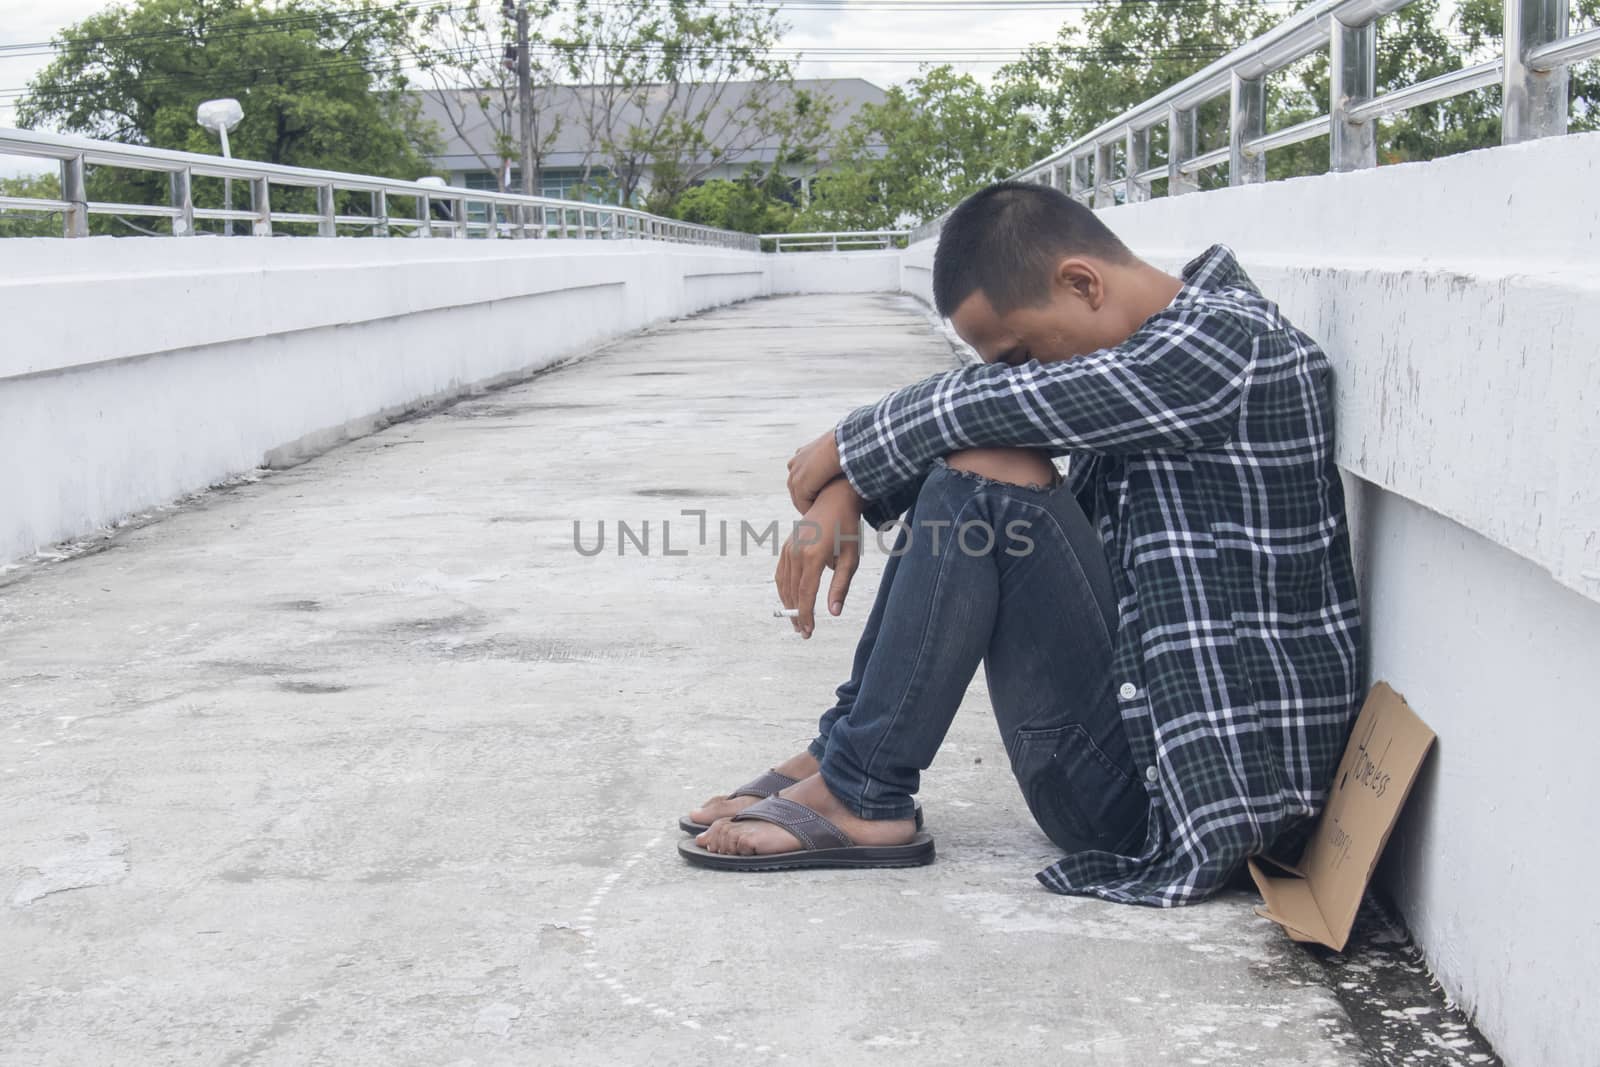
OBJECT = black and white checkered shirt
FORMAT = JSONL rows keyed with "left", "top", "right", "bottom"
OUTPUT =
{"left": 835, "top": 245, "right": 1363, "bottom": 906}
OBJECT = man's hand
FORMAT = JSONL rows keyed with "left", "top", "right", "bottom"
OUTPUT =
{"left": 776, "top": 478, "right": 862, "bottom": 639}
{"left": 786, "top": 428, "right": 844, "bottom": 514}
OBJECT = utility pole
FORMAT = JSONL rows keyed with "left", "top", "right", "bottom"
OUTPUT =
{"left": 513, "top": 1, "right": 536, "bottom": 197}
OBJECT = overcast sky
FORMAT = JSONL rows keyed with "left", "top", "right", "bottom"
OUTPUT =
{"left": 1, "top": 0, "right": 1081, "bottom": 173}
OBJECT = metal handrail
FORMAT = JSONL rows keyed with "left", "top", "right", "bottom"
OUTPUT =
{"left": 1344, "top": 59, "right": 1504, "bottom": 123}
{"left": 0, "top": 126, "right": 760, "bottom": 249}
{"left": 761, "top": 230, "right": 910, "bottom": 252}
{"left": 910, "top": 0, "right": 1600, "bottom": 241}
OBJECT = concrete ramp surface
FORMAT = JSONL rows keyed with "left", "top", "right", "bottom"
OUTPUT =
{"left": 1, "top": 295, "right": 1480, "bottom": 1064}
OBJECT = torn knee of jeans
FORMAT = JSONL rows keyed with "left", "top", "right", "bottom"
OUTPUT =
{"left": 935, "top": 454, "right": 1062, "bottom": 494}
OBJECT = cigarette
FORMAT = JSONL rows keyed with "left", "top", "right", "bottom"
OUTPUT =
{"left": 773, "top": 608, "right": 800, "bottom": 618}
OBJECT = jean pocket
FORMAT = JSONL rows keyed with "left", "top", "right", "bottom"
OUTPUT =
{"left": 1009, "top": 724, "right": 1148, "bottom": 855}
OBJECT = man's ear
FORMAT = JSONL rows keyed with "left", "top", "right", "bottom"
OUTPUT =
{"left": 1053, "top": 257, "right": 1105, "bottom": 310}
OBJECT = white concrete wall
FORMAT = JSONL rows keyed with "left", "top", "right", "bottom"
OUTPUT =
{"left": 768, "top": 249, "right": 903, "bottom": 295}
{"left": 896, "top": 131, "right": 1600, "bottom": 1067}
{"left": 900, "top": 236, "right": 934, "bottom": 307}
{"left": 0, "top": 238, "right": 769, "bottom": 565}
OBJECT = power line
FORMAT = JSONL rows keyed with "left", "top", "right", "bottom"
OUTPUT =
{"left": 0, "top": 0, "right": 1487, "bottom": 106}
{"left": 0, "top": 0, "right": 1307, "bottom": 61}
{"left": 0, "top": 37, "right": 1273, "bottom": 101}
{"left": 0, "top": 26, "right": 1493, "bottom": 101}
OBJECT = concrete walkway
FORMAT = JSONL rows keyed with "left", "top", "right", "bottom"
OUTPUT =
{"left": 3, "top": 294, "right": 1373, "bottom": 1065}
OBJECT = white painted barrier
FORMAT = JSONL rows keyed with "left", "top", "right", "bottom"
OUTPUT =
{"left": 0, "top": 238, "right": 769, "bottom": 565}
{"left": 895, "top": 130, "right": 1600, "bottom": 1067}
{"left": 769, "top": 249, "right": 903, "bottom": 295}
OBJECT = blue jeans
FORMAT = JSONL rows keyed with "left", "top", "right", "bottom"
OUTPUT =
{"left": 809, "top": 459, "right": 1149, "bottom": 856}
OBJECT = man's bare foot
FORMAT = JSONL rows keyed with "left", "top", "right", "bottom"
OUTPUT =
{"left": 687, "top": 749, "right": 820, "bottom": 826}
{"left": 696, "top": 772, "right": 917, "bottom": 855}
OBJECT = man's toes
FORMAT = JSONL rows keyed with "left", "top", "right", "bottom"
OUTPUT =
{"left": 702, "top": 817, "right": 733, "bottom": 853}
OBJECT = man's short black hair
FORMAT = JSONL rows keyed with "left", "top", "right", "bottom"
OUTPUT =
{"left": 932, "top": 181, "right": 1133, "bottom": 318}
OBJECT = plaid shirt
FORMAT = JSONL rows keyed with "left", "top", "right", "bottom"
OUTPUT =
{"left": 835, "top": 245, "right": 1362, "bottom": 906}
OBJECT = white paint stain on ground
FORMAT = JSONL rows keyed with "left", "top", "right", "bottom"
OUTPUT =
{"left": 572, "top": 833, "right": 785, "bottom": 1058}
{"left": 10, "top": 829, "right": 128, "bottom": 907}
{"left": 473, "top": 1002, "right": 522, "bottom": 1037}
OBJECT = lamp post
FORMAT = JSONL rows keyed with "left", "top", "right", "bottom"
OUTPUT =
{"left": 196, "top": 98, "right": 243, "bottom": 235}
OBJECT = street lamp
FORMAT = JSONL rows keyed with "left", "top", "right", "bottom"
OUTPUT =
{"left": 196, "top": 98, "right": 243, "bottom": 235}
{"left": 415, "top": 175, "right": 454, "bottom": 236}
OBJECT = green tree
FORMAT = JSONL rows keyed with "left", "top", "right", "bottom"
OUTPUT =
{"left": 408, "top": 0, "right": 564, "bottom": 195}
{"left": 1268, "top": 0, "right": 1499, "bottom": 180}
{"left": 0, "top": 174, "right": 63, "bottom": 237}
{"left": 17, "top": 0, "right": 440, "bottom": 233}
{"left": 547, "top": 0, "right": 826, "bottom": 211}
{"left": 800, "top": 66, "right": 1041, "bottom": 230}
{"left": 997, "top": 0, "right": 1274, "bottom": 151}
{"left": 670, "top": 176, "right": 796, "bottom": 234}
{"left": 992, "top": 0, "right": 1274, "bottom": 193}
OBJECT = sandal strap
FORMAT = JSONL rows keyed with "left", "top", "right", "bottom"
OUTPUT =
{"left": 731, "top": 796, "right": 852, "bottom": 851}
{"left": 726, "top": 769, "right": 800, "bottom": 801}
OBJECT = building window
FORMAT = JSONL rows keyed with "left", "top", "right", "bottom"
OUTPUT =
{"left": 459, "top": 169, "right": 618, "bottom": 204}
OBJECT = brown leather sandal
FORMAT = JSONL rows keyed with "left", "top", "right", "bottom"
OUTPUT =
{"left": 677, "top": 795, "right": 935, "bottom": 871}
{"left": 678, "top": 769, "right": 924, "bottom": 835}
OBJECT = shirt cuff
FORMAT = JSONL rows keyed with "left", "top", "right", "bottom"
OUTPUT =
{"left": 835, "top": 403, "right": 890, "bottom": 497}
{"left": 835, "top": 408, "right": 902, "bottom": 530}
{"left": 838, "top": 415, "right": 928, "bottom": 534}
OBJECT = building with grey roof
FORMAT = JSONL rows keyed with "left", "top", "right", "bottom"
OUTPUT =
{"left": 413, "top": 77, "right": 888, "bottom": 202}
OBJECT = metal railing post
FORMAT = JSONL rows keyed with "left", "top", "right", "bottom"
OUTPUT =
{"left": 251, "top": 177, "right": 271, "bottom": 236}
{"left": 1094, "top": 142, "right": 1117, "bottom": 207}
{"left": 453, "top": 196, "right": 468, "bottom": 238}
{"left": 372, "top": 190, "right": 389, "bottom": 238}
{"left": 317, "top": 184, "right": 336, "bottom": 237}
{"left": 1229, "top": 72, "right": 1267, "bottom": 185}
{"left": 1125, "top": 127, "right": 1150, "bottom": 203}
{"left": 1167, "top": 106, "right": 1199, "bottom": 196}
{"left": 1331, "top": 18, "right": 1379, "bottom": 170}
{"left": 417, "top": 194, "right": 432, "bottom": 238}
{"left": 169, "top": 168, "right": 194, "bottom": 236}
{"left": 60, "top": 154, "right": 88, "bottom": 237}
{"left": 1504, "top": 0, "right": 1570, "bottom": 143}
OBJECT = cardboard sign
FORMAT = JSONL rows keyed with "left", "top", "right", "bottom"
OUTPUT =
{"left": 1249, "top": 682, "right": 1436, "bottom": 951}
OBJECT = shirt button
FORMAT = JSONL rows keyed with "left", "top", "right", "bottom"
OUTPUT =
{"left": 1145, "top": 766, "right": 1158, "bottom": 783}
{"left": 1118, "top": 682, "right": 1138, "bottom": 701}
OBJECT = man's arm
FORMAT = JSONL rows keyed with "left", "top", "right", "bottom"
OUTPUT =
{"left": 830, "top": 304, "right": 1257, "bottom": 518}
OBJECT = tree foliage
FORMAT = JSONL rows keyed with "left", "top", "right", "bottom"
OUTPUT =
{"left": 671, "top": 175, "right": 797, "bottom": 233}
{"left": 409, "top": 0, "right": 563, "bottom": 193}
{"left": 799, "top": 66, "right": 1042, "bottom": 230}
{"left": 546, "top": 0, "right": 829, "bottom": 210}
{"left": 16, "top": 0, "right": 440, "bottom": 233}
{"left": 0, "top": 174, "right": 64, "bottom": 237}
{"left": 996, "top": 0, "right": 1273, "bottom": 148}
